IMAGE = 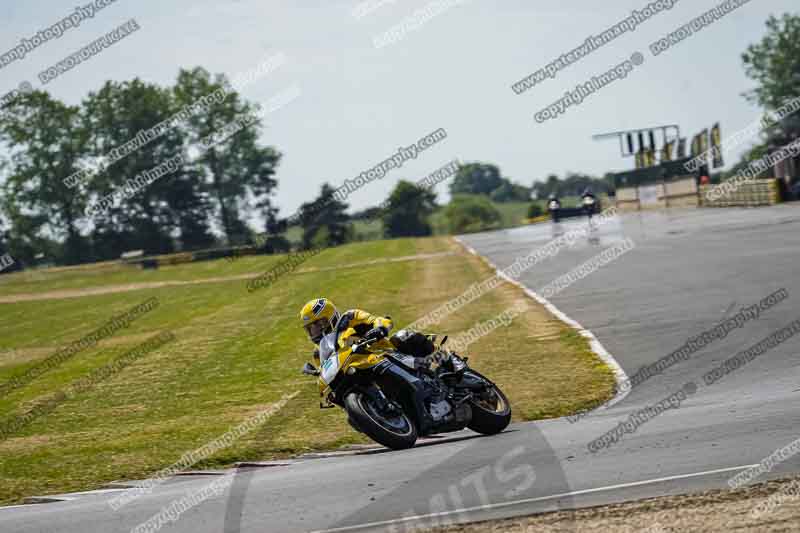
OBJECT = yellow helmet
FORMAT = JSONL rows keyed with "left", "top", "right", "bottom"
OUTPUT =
{"left": 300, "top": 298, "right": 340, "bottom": 344}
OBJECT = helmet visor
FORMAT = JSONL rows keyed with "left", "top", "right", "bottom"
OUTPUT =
{"left": 304, "top": 320, "right": 328, "bottom": 343}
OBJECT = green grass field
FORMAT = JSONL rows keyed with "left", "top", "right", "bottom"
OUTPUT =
{"left": 0, "top": 237, "right": 614, "bottom": 505}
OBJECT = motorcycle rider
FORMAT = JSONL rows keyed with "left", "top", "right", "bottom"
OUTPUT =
{"left": 547, "top": 194, "right": 561, "bottom": 223}
{"left": 300, "top": 298, "right": 394, "bottom": 363}
{"left": 581, "top": 187, "right": 597, "bottom": 219}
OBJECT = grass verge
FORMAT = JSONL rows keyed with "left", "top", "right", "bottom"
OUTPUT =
{"left": 0, "top": 236, "right": 614, "bottom": 505}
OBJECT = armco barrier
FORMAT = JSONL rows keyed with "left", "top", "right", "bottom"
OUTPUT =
{"left": 156, "top": 252, "right": 193, "bottom": 266}
{"left": 548, "top": 204, "right": 602, "bottom": 221}
{"left": 124, "top": 247, "right": 246, "bottom": 269}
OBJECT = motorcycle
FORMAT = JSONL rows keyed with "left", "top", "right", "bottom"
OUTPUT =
{"left": 301, "top": 328, "right": 511, "bottom": 450}
{"left": 548, "top": 199, "right": 561, "bottom": 223}
{"left": 582, "top": 195, "right": 596, "bottom": 221}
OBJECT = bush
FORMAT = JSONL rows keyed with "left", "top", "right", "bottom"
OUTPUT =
{"left": 444, "top": 195, "right": 503, "bottom": 234}
{"left": 382, "top": 181, "right": 436, "bottom": 238}
{"left": 527, "top": 203, "right": 543, "bottom": 218}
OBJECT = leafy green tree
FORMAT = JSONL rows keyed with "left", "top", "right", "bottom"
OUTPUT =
{"left": 0, "top": 91, "right": 91, "bottom": 264}
{"left": 743, "top": 14, "right": 800, "bottom": 111}
{"left": 489, "top": 179, "right": 531, "bottom": 203}
{"left": 298, "top": 183, "right": 351, "bottom": 249}
{"left": 444, "top": 195, "right": 502, "bottom": 234}
{"left": 82, "top": 79, "right": 184, "bottom": 258}
{"left": 0, "top": 213, "right": 28, "bottom": 275}
{"left": 165, "top": 176, "right": 216, "bottom": 250}
{"left": 260, "top": 205, "right": 291, "bottom": 253}
{"left": 173, "top": 68, "right": 281, "bottom": 246}
{"left": 382, "top": 180, "right": 437, "bottom": 238}
{"left": 350, "top": 206, "right": 384, "bottom": 221}
{"left": 531, "top": 172, "right": 611, "bottom": 200}
{"left": 0, "top": 66, "right": 283, "bottom": 265}
{"left": 531, "top": 174, "right": 560, "bottom": 199}
{"left": 449, "top": 163, "right": 504, "bottom": 196}
{"left": 742, "top": 13, "right": 800, "bottom": 156}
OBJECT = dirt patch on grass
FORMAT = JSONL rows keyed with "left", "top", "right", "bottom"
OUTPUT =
{"left": 0, "top": 252, "right": 456, "bottom": 304}
{"left": 294, "top": 251, "right": 455, "bottom": 273}
{"left": 0, "top": 434, "right": 55, "bottom": 453}
{"left": 0, "top": 332, "right": 160, "bottom": 368}
{"left": 426, "top": 475, "right": 800, "bottom": 532}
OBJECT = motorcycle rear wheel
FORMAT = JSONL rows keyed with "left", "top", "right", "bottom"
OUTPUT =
{"left": 344, "top": 391, "right": 418, "bottom": 450}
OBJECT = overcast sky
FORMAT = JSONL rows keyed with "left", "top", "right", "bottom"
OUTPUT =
{"left": 0, "top": 0, "right": 795, "bottom": 217}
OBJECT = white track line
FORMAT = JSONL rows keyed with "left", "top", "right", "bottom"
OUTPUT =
{"left": 0, "top": 489, "right": 129, "bottom": 511}
{"left": 311, "top": 464, "right": 760, "bottom": 532}
{"left": 453, "top": 236, "right": 631, "bottom": 412}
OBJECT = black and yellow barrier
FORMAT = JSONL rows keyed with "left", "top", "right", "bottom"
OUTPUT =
{"left": 700, "top": 179, "right": 781, "bottom": 208}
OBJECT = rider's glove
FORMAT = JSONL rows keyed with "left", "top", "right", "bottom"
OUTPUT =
{"left": 364, "top": 326, "right": 388, "bottom": 341}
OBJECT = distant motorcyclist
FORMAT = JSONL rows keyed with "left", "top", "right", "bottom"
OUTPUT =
{"left": 581, "top": 188, "right": 597, "bottom": 220}
{"left": 547, "top": 194, "right": 562, "bottom": 223}
{"left": 300, "top": 298, "right": 393, "bottom": 363}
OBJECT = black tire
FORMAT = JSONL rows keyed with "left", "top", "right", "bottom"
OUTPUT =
{"left": 344, "top": 391, "right": 418, "bottom": 450}
{"left": 465, "top": 371, "right": 512, "bottom": 435}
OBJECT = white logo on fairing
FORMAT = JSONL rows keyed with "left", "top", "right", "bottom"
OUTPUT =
{"left": 320, "top": 355, "right": 339, "bottom": 384}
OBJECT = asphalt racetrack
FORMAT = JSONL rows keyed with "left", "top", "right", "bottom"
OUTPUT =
{"left": 3, "top": 206, "right": 800, "bottom": 533}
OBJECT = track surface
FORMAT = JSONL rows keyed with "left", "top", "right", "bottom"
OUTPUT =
{"left": 3, "top": 206, "right": 800, "bottom": 532}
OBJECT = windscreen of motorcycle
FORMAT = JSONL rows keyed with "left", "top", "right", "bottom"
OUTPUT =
{"left": 319, "top": 333, "right": 340, "bottom": 385}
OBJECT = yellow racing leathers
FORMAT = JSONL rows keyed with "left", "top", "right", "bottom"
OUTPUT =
{"left": 331, "top": 309, "right": 394, "bottom": 355}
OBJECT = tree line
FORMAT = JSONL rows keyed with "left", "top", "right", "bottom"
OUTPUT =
{"left": 0, "top": 67, "right": 279, "bottom": 266}
{"left": 2, "top": 12, "right": 796, "bottom": 269}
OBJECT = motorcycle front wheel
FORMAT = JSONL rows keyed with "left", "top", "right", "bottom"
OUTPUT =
{"left": 344, "top": 391, "right": 418, "bottom": 450}
{"left": 465, "top": 370, "right": 512, "bottom": 435}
